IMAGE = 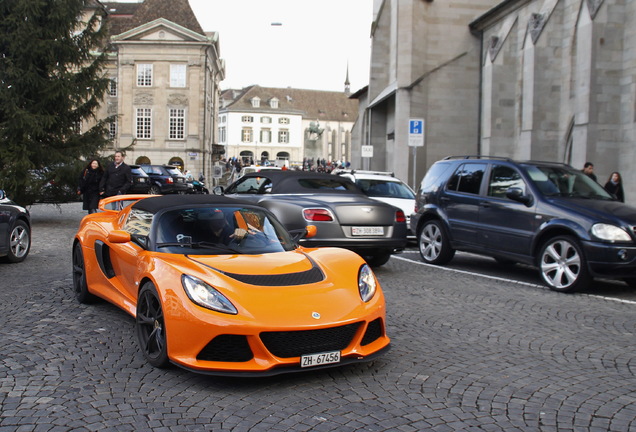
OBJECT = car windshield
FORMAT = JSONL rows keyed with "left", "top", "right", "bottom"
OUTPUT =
{"left": 356, "top": 179, "right": 415, "bottom": 199}
{"left": 154, "top": 206, "right": 295, "bottom": 255}
{"left": 521, "top": 164, "right": 614, "bottom": 200}
{"left": 166, "top": 167, "right": 183, "bottom": 176}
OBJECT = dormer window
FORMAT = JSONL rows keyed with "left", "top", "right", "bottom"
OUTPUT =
{"left": 251, "top": 97, "right": 261, "bottom": 108}
{"left": 269, "top": 98, "right": 279, "bottom": 108}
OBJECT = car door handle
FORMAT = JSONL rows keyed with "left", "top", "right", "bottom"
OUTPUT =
{"left": 480, "top": 202, "right": 490, "bottom": 208}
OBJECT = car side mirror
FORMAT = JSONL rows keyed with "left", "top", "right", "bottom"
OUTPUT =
{"left": 213, "top": 186, "right": 224, "bottom": 195}
{"left": 0, "top": 190, "right": 5, "bottom": 200}
{"left": 108, "top": 230, "right": 131, "bottom": 243}
{"left": 305, "top": 225, "right": 317, "bottom": 239}
{"left": 506, "top": 187, "right": 533, "bottom": 206}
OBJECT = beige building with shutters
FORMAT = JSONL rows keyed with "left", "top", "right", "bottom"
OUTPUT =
{"left": 94, "top": 0, "right": 225, "bottom": 179}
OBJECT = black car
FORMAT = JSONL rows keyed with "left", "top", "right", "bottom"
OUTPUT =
{"left": 140, "top": 164, "right": 188, "bottom": 195}
{"left": 0, "top": 190, "right": 31, "bottom": 263}
{"left": 217, "top": 170, "right": 408, "bottom": 267}
{"left": 128, "top": 165, "right": 151, "bottom": 194}
{"left": 411, "top": 156, "right": 636, "bottom": 293}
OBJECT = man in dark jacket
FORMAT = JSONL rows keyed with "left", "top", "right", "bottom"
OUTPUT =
{"left": 100, "top": 151, "right": 133, "bottom": 197}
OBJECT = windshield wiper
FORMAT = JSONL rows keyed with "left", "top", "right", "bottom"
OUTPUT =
{"left": 156, "top": 241, "right": 240, "bottom": 253}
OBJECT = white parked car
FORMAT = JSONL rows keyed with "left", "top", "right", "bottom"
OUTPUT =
{"left": 334, "top": 170, "right": 416, "bottom": 238}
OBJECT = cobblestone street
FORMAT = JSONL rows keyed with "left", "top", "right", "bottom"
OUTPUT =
{"left": 1, "top": 203, "right": 635, "bottom": 431}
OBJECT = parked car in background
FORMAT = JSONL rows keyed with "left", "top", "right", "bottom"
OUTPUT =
{"left": 334, "top": 170, "right": 416, "bottom": 238}
{"left": 237, "top": 165, "right": 281, "bottom": 179}
{"left": 0, "top": 190, "right": 31, "bottom": 263}
{"left": 72, "top": 194, "right": 390, "bottom": 375}
{"left": 217, "top": 170, "right": 408, "bottom": 267}
{"left": 128, "top": 165, "right": 151, "bottom": 194}
{"left": 140, "top": 164, "right": 188, "bottom": 195}
{"left": 411, "top": 156, "right": 636, "bottom": 293}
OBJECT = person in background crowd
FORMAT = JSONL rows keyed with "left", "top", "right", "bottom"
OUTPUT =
{"left": 604, "top": 171, "right": 625, "bottom": 202}
{"left": 99, "top": 151, "right": 132, "bottom": 198}
{"left": 78, "top": 159, "right": 103, "bottom": 214}
{"left": 583, "top": 162, "right": 597, "bottom": 182}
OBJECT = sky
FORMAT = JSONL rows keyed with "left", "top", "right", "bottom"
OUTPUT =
{"left": 187, "top": 0, "right": 374, "bottom": 92}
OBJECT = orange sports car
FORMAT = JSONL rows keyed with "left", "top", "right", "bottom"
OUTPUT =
{"left": 72, "top": 194, "right": 390, "bottom": 376}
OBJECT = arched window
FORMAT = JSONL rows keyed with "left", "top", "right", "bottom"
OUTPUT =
{"left": 169, "top": 157, "right": 184, "bottom": 172}
{"left": 136, "top": 156, "right": 151, "bottom": 164}
{"left": 276, "top": 152, "right": 290, "bottom": 160}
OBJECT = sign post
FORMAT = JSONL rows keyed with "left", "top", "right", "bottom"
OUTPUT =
{"left": 361, "top": 145, "right": 373, "bottom": 170}
{"left": 408, "top": 119, "right": 425, "bottom": 189}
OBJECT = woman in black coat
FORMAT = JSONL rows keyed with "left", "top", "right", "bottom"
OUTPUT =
{"left": 604, "top": 171, "right": 625, "bottom": 203}
{"left": 78, "top": 159, "right": 104, "bottom": 213}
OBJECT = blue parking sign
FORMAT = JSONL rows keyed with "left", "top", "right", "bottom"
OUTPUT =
{"left": 408, "top": 118, "right": 424, "bottom": 147}
{"left": 410, "top": 120, "right": 423, "bottom": 134}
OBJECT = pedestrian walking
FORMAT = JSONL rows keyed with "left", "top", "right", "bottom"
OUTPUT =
{"left": 78, "top": 159, "right": 103, "bottom": 214}
{"left": 604, "top": 171, "right": 625, "bottom": 202}
{"left": 582, "top": 162, "right": 597, "bottom": 182}
{"left": 99, "top": 151, "right": 132, "bottom": 198}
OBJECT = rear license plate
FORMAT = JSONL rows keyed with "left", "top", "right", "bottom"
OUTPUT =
{"left": 352, "top": 226, "right": 384, "bottom": 236}
{"left": 300, "top": 351, "right": 340, "bottom": 368}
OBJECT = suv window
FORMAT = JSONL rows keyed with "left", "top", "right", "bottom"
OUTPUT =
{"left": 446, "top": 163, "right": 486, "bottom": 195}
{"left": 420, "top": 162, "right": 452, "bottom": 192}
{"left": 487, "top": 165, "right": 526, "bottom": 198}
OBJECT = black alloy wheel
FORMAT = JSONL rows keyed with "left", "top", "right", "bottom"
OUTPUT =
{"left": 72, "top": 242, "right": 97, "bottom": 303}
{"left": 136, "top": 282, "right": 170, "bottom": 368}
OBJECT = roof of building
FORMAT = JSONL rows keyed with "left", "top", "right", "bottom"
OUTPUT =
{"left": 220, "top": 86, "right": 358, "bottom": 122}
{"left": 102, "top": 0, "right": 204, "bottom": 36}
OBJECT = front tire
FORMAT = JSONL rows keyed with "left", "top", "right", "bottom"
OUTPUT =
{"left": 418, "top": 220, "right": 455, "bottom": 265}
{"left": 136, "top": 282, "right": 170, "bottom": 368}
{"left": 365, "top": 251, "right": 391, "bottom": 267}
{"left": 538, "top": 236, "right": 590, "bottom": 293}
{"left": 6, "top": 220, "right": 30, "bottom": 263}
{"left": 72, "top": 242, "right": 97, "bottom": 303}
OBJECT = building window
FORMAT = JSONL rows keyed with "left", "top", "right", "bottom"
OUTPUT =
{"left": 109, "top": 120, "right": 117, "bottom": 140}
{"left": 278, "top": 129, "right": 289, "bottom": 143}
{"left": 109, "top": 79, "right": 117, "bottom": 96}
{"left": 251, "top": 97, "right": 260, "bottom": 108}
{"left": 219, "top": 126, "right": 226, "bottom": 143}
{"left": 136, "top": 108, "right": 152, "bottom": 139}
{"left": 242, "top": 127, "right": 253, "bottom": 142}
{"left": 279, "top": 117, "right": 289, "bottom": 124}
{"left": 170, "top": 64, "right": 186, "bottom": 87}
{"left": 260, "top": 128, "right": 271, "bottom": 143}
{"left": 261, "top": 116, "right": 271, "bottom": 124}
{"left": 242, "top": 115, "right": 254, "bottom": 123}
{"left": 269, "top": 98, "right": 279, "bottom": 108}
{"left": 136, "top": 64, "right": 152, "bottom": 87}
{"left": 169, "top": 108, "right": 185, "bottom": 140}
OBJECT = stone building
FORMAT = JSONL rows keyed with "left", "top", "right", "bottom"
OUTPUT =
{"left": 470, "top": 0, "right": 636, "bottom": 200}
{"left": 220, "top": 86, "right": 357, "bottom": 166}
{"left": 94, "top": 0, "right": 225, "bottom": 179}
{"left": 355, "top": 0, "right": 635, "bottom": 200}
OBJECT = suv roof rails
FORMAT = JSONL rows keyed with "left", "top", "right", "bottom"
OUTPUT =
{"left": 442, "top": 155, "right": 512, "bottom": 161}
{"left": 335, "top": 169, "right": 395, "bottom": 177}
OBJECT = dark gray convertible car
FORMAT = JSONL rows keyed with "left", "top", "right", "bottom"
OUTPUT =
{"left": 217, "top": 171, "right": 408, "bottom": 266}
{"left": 0, "top": 190, "right": 31, "bottom": 263}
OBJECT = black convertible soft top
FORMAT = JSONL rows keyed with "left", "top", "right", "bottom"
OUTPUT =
{"left": 132, "top": 194, "right": 256, "bottom": 214}
{"left": 239, "top": 170, "right": 363, "bottom": 195}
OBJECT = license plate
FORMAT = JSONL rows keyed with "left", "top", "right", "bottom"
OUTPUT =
{"left": 300, "top": 351, "right": 340, "bottom": 368}
{"left": 352, "top": 226, "right": 384, "bottom": 236}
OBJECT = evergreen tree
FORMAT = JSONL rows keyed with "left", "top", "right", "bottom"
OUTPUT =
{"left": 0, "top": 0, "right": 113, "bottom": 205}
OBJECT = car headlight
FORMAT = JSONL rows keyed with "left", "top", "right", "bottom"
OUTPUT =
{"left": 181, "top": 275, "right": 237, "bottom": 314}
{"left": 358, "top": 264, "right": 377, "bottom": 302}
{"left": 591, "top": 223, "right": 631, "bottom": 242}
